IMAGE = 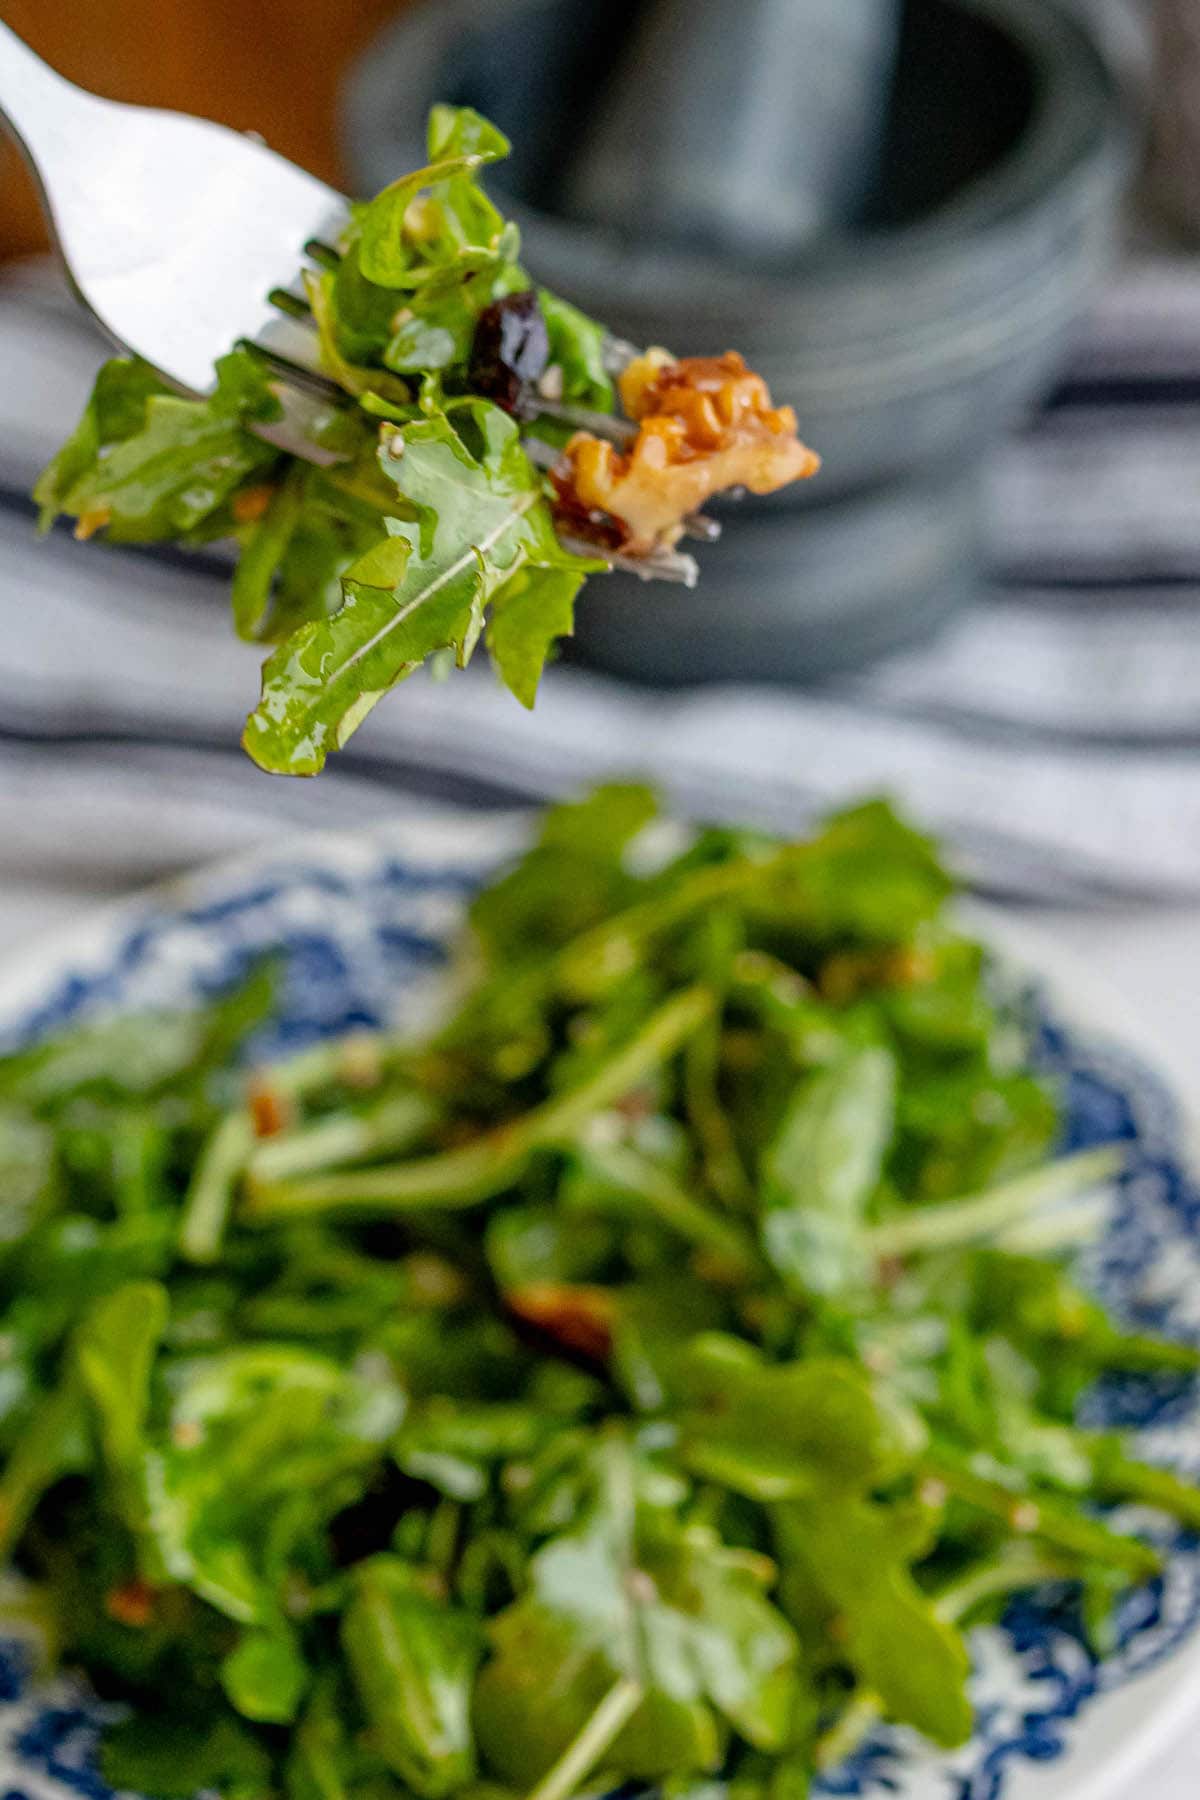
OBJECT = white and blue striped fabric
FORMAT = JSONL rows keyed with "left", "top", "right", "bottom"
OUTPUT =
{"left": 3, "top": 256, "right": 1200, "bottom": 903}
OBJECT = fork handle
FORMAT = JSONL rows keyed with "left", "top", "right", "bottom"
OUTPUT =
{"left": 0, "top": 22, "right": 88, "bottom": 176}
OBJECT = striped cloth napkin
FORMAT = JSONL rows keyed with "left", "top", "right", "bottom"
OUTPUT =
{"left": 3, "top": 257, "right": 1200, "bottom": 904}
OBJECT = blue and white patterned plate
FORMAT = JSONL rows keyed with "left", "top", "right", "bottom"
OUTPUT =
{"left": 0, "top": 814, "right": 1197, "bottom": 1800}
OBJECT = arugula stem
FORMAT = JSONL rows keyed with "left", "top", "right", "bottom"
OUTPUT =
{"left": 1091, "top": 1447, "right": 1200, "bottom": 1529}
{"left": 246, "top": 987, "right": 714, "bottom": 1221}
{"left": 179, "top": 1036, "right": 391, "bottom": 1263}
{"left": 815, "top": 1690, "right": 884, "bottom": 1773}
{"left": 815, "top": 1543, "right": 1086, "bottom": 1771}
{"left": 1093, "top": 1332, "right": 1200, "bottom": 1376}
{"left": 865, "top": 1147, "right": 1122, "bottom": 1260}
{"left": 177, "top": 1112, "right": 256, "bottom": 1266}
{"left": 932, "top": 1541, "right": 1078, "bottom": 1621}
{"left": 554, "top": 844, "right": 814, "bottom": 1002}
{"left": 923, "top": 1444, "right": 1161, "bottom": 1579}
{"left": 684, "top": 1018, "right": 754, "bottom": 1213}
{"left": 0, "top": 1382, "right": 81, "bottom": 1561}
{"left": 523, "top": 1676, "right": 643, "bottom": 1800}
{"left": 247, "top": 1091, "right": 435, "bottom": 1184}
{"left": 585, "top": 1142, "right": 760, "bottom": 1275}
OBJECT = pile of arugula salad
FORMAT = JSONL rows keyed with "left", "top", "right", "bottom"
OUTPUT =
{"left": 31, "top": 106, "right": 817, "bottom": 779}
{"left": 0, "top": 784, "right": 1197, "bottom": 1800}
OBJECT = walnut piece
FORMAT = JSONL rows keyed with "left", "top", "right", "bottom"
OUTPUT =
{"left": 554, "top": 350, "right": 820, "bottom": 555}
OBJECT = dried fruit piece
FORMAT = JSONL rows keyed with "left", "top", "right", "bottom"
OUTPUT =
{"left": 469, "top": 291, "right": 551, "bottom": 417}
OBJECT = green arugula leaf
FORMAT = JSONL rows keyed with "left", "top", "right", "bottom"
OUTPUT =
{"left": 34, "top": 350, "right": 280, "bottom": 543}
{"left": 427, "top": 105, "right": 512, "bottom": 163}
{"left": 674, "top": 1335, "right": 925, "bottom": 1499}
{"left": 33, "top": 357, "right": 169, "bottom": 529}
{"left": 774, "top": 1493, "right": 973, "bottom": 1748}
{"left": 0, "top": 1109, "right": 57, "bottom": 1247}
{"left": 475, "top": 1435, "right": 799, "bottom": 1785}
{"left": 222, "top": 1624, "right": 310, "bottom": 1724}
{"left": 243, "top": 403, "right": 598, "bottom": 774}
{"left": 230, "top": 453, "right": 394, "bottom": 644}
{"left": 75, "top": 1279, "right": 168, "bottom": 1533}
{"left": 0, "top": 1376, "right": 87, "bottom": 1559}
{"left": 101, "top": 1713, "right": 275, "bottom": 1800}
{"left": 538, "top": 287, "right": 615, "bottom": 410}
{"left": 355, "top": 109, "right": 512, "bottom": 292}
{"left": 306, "top": 268, "right": 415, "bottom": 405}
{"left": 146, "top": 1346, "right": 404, "bottom": 1622}
{"left": 486, "top": 563, "right": 586, "bottom": 707}
{"left": 475, "top": 1599, "right": 718, "bottom": 1788}
{"left": 342, "top": 1558, "right": 483, "bottom": 1796}
{"left": 761, "top": 1047, "right": 895, "bottom": 1295}
{"left": 231, "top": 462, "right": 309, "bottom": 640}
{"left": 468, "top": 782, "right": 656, "bottom": 964}
{"left": 744, "top": 801, "right": 955, "bottom": 949}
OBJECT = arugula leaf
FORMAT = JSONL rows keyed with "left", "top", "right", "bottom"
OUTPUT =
{"left": 231, "top": 462, "right": 310, "bottom": 640}
{"left": 774, "top": 1493, "right": 973, "bottom": 1747}
{"left": 427, "top": 105, "right": 512, "bottom": 163}
{"left": 468, "top": 782, "right": 656, "bottom": 964}
{"left": 342, "top": 1558, "right": 483, "bottom": 1796}
{"left": 230, "top": 456, "right": 394, "bottom": 644}
{"left": 634, "top": 1514, "right": 801, "bottom": 1750}
{"left": 745, "top": 801, "right": 954, "bottom": 949}
{"left": 475, "top": 1597, "right": 718, "bottom": 1787}
{"left": 476, "top": 1435, "right": 799, "bottom": 1785}
{"left": 33, "top": 357, "right": 169, "bottom": 529}
{"left": 306, "top": 268, "right": 414, "bottom": 406}
{"left": 102, "top": 1713, "right": 275, "bottom": 1800}
{"left": 75, "top": 1279, "right": 168, "bottom": 1533}
{"left": 0, "top": 1377, "right": 86, "bottom": 1558}
{"left": 674, "top": 1335, "right": 925, "bottom": 1499}
{"left": 35, "top": 351, "right": 280, "bottom": 542}
{"left": 243, "top": 403, "right": 598, "bottom": 774}
{"left": 146, "top": 1345, "right": 403, "bottom": 1622}
{"left": 0, "top": 1109, "right": 57, "bottom": 1247}
{"left": 760, "top": 1047, "right": 895, "bottom": 1295}
{"left": 486, "top": 563, "right": 585, "bottom": 707}
{"left": 222, "top": 1624, "right": 310, "bottom": 1724}
{"left": 538, "top": 288, "right": 615, "bottom": 410}
{"left": 354, "top": 109, "right": 513, "bottom": 292}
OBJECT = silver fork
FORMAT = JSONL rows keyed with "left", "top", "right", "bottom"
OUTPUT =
{"left": 0, "top": 21, "right": 705, "bottom": 584}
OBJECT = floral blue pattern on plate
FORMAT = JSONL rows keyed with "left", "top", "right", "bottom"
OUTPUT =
{"left": 0, "top": 817, "right": 1196, "bottom": 1800}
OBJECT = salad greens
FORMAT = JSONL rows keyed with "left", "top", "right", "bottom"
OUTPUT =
{"left": 34, "top": 106, "right": 616, "bottom": 777}
{"left": 1, "top": 787, "right": 1198, "bottom": 1800}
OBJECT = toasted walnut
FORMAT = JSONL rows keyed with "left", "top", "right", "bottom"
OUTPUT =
{"left": 554, "top": 351, "right": 819, "bottom": 555}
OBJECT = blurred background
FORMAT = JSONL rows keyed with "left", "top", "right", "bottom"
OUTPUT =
{"left": 1, "top": 0, "right": 1200, "bottom": 1092}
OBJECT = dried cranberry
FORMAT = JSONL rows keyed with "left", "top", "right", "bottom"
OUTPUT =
{"left": 470, "top": 289, "right": 550, "bottom": 416}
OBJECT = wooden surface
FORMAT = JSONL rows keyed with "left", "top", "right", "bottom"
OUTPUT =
{"left": 0, "top": 0, "right": 409, "bottom": 258}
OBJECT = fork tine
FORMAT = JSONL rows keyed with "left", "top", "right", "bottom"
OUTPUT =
{"left": 268, "top": 287, "right": 313, "bottom": 323}
{"left": 304, "top": 238, "right": 342, "bottom": 270}
{"left": 558, "top": 536, "right": 700, "bottom": 587}
{"left": 530, "top": 402, "right": 638, "bottom": 447}
{"left": 680, "top": 511, "right": 723, "bottom": 543}
{"left": 237, "top": 336, "right": 345, "bottom": 403}
{"left": 602, "top": 336, "right": 641, "bottom": 376}
{"left": 251, "top": 385, "right": 346, "bottom": 468}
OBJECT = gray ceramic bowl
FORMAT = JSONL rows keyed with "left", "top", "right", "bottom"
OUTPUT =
{"left": 342, "top": 0, "right": 1129, "bottom": 680}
